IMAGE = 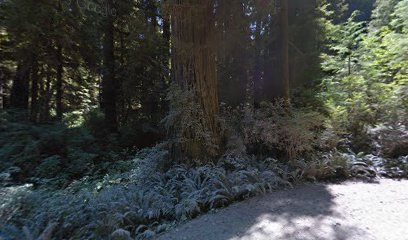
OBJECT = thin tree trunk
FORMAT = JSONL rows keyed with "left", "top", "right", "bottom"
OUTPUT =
{"left": 254, "top": 17, "right": 263, "bottom": 105}
{"left": 38, "top": 67, "right": 45, "bottom": 121}
{"left": 56, "top": 44, "right": 63, "bottom": 121}
{"left": 40, "top": 67, "right": 52, "bottom": 122}
{"left": 101, "top": 0, "right": 117, "bottom": 132}
{"left": 10, "top": 60, "right": 31, "bottom": 110}
{"left": 54, "top": 0, "right": 64, "bottom": 121}
{"left": 163, "top": 14, "right": 172, "bottom": 85}
{"left": 281, "top": 0, "right": 290, "bottom": 101}
{"left": 0, "top": 84, "right": 3, "bottom": 110}
{"left": 118, "top": 32, "right": 127, "bottom": 124}
{"left": 30, "top": 57, "right": 40, "bottom": 122}
{"left": 163, "top": 15, "right": 170, "bottom": 48}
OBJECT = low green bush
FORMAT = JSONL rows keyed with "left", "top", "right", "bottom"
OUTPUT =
{"left": 221, "top": 101, "right": 326, "bottom": 161}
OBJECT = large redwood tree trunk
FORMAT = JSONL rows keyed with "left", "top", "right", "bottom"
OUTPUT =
{"left": 168, "top": 0, "right": 221, "bottom": 161}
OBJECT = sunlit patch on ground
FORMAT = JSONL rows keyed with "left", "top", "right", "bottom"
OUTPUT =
{"left": 159, "top": 179, "right": 408, "bottom": 240}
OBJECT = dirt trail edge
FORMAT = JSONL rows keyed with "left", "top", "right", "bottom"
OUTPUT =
{"left": 158, "top": 179, "right": 408, "bottom": 240}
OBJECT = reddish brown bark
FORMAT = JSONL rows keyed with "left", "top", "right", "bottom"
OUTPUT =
{"left": 168, "top": 0, "right": 220, "bottom": 161}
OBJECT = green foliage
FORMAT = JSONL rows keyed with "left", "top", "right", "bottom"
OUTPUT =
{"left": 338, "top": 152, "right": 408, "bottom": 179}
{"left": 0, "top": 111, "right": 131, "bottom": 188}
{"left": 391, "top": 0, "right": 408, "bottom": 33}
{"left": 370, "top": 126, "right": 408, "bottom": 157}
{"left": 321, "top": 1, "right": 408, "bottom": 152}
{"left": 382, "top": 156, "right": 408, "bottom": 178}
{"left": 298, "top": 152, "right": 351, "bottom": 181}
{"left": 83, "top": 109, "right": 106, "bottom": 136}
{"left": 235, "top": 101, "right": 325, "bottom": 160}
{"left": 0, "top": 146, "right": 294, "bottom": 240}
{"left": 370, "top": 0, "right": 400, "bottom": 30}
{"left": 35, "top": 156, "right": 62, "bottom": 179}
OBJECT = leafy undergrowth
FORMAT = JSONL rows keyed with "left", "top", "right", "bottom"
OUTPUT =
{"left": 0, "top": 111, "right": 135, "bottom": 189}
{"left": 0, "top": 145, "right": 297, "bottom": 240}
{"left": 343, "top": 153, "right": 408, "bottom": 179}
{"left": 341, "top": 124, "right": 408, "bottom": 180}
{"left": 1, "top": 146, "right": 407, "bottom": 240}
{"left": 1, "top": 108, "right": 407, "bottom": 240}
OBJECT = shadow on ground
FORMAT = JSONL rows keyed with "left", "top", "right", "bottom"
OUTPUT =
{"left": 159, "top": 183, "right": 369, "bottom": 240}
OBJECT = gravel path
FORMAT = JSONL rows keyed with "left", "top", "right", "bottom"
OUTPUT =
{"left": 158, "top": 179, "right": 408, "bottom": 240}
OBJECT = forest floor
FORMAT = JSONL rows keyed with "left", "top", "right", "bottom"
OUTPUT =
{"left": 158, "top": 179, "right": 408, "bottom": 240}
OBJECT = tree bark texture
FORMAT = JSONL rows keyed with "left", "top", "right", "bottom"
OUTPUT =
{"left": 168, "top": 0, "right": 221, "bottom": 161}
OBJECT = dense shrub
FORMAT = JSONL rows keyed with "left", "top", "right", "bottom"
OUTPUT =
{"left": 0, "top": 111, "right": 132, "bottom": 188}
{"left": 341, "top": 152, "right": 408, "bottom": 179}
{"left": 297, "top": 151, "right": 351, "bottom": 181}
{"left": 221, "top": 101, "right": 325, "bottom": 161}
{"left": 369, "top": 125, "right": 408, "bottom": 157}
{"left": 320, "top": 7, "right": 408, "bottom": 153}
